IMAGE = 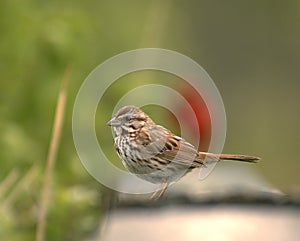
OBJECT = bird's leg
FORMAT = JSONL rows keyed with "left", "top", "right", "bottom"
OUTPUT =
{"left": 150, "top": 188, "right": 161, "bottom": 200}
{"left": 157, "top": 181, "right": 170, "bottom": 198}
{"left": 150, "top": 178, "right": 170, "bottom": 200}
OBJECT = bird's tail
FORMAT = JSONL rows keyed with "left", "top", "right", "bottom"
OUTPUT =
{"left": 218, "top": 153, "right": 260, "bottom": 163}
{"left": 198, "top": 152, "right": 261, "bottom": 163}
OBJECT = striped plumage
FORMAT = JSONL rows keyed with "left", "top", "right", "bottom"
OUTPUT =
{"left": 107, "top": 105, "right": 260, "bottom": 198}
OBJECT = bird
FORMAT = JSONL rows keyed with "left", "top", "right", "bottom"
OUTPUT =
{"left": 107, "top": 105, "right": 260, "bottom": 199}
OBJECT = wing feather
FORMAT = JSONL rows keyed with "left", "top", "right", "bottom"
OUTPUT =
{"left": 142, "top": 125, "right": 203, "bottom": 168}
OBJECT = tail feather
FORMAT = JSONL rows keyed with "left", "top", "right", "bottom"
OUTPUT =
{"left": 199, "top": 152, "right": 261, "bottom": 163}
{"left": 218, "top": 153, "right": 260, "bottom": 163}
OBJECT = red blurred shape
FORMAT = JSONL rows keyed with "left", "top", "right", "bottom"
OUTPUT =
{"left": 175, "top": 82, "right": 211, "bottom": 151}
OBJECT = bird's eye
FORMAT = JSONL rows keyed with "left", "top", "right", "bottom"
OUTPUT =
{"left": 124, "top": 116, "right": 132, "bottom": 122}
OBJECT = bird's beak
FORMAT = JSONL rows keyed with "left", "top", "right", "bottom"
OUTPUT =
{"left": 107, "top": 117, "right": 121, "bottom": 126}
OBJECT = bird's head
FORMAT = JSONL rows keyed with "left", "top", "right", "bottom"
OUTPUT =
{"left": 107, "top": 105, "right": 153, "bottom": 136}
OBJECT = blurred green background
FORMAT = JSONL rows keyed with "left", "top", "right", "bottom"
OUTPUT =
{"left": 1, "top": 0, "right": 300, "bottom": 240}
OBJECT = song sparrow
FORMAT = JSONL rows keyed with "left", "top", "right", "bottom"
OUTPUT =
{"left": 107, "top": 105, "right": 260, "bottom": 199}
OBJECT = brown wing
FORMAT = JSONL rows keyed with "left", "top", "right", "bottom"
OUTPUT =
{"left": 141, "top": 125, "right": 204, "bottom": 168}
